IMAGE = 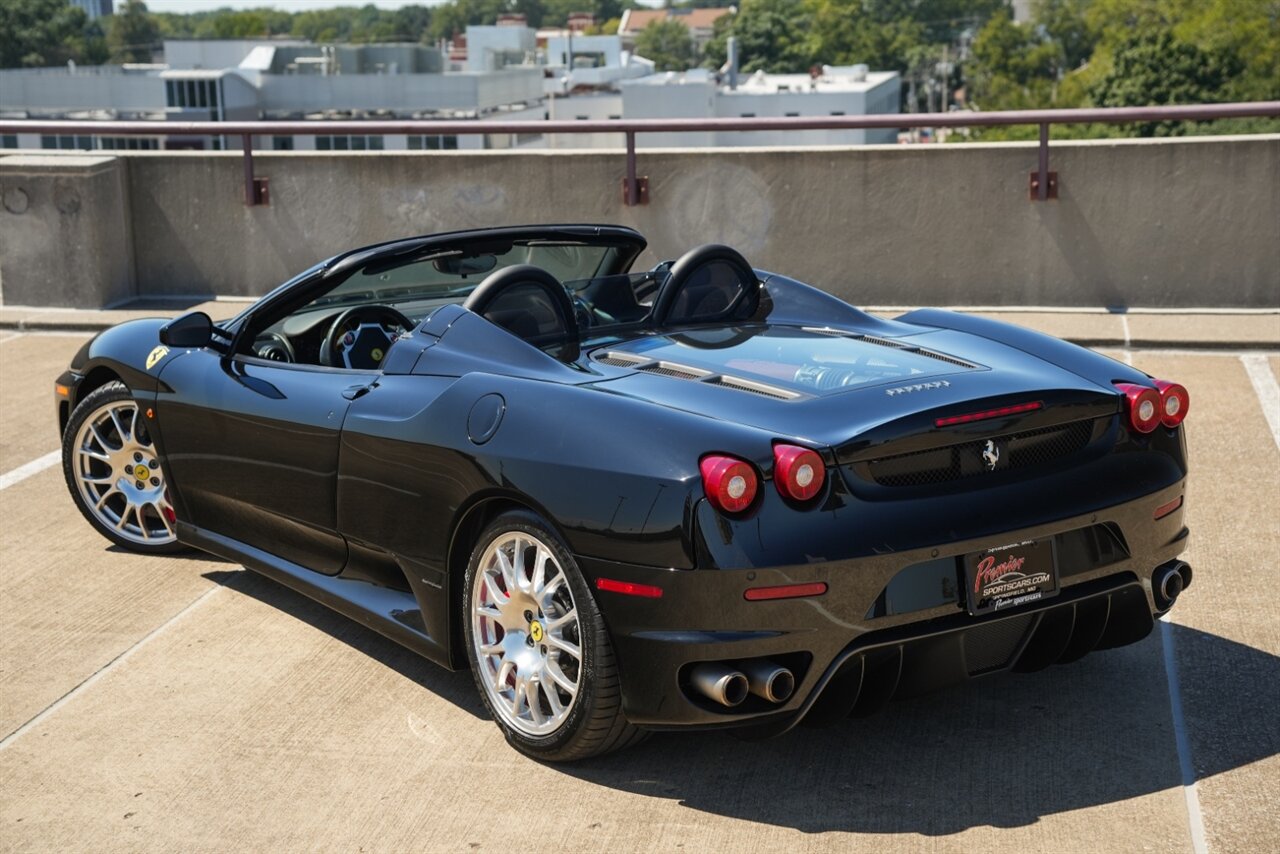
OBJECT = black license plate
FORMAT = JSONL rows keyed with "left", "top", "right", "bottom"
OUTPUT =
{"left": 964, "top": 539, "right": 1059, "bottom": 615}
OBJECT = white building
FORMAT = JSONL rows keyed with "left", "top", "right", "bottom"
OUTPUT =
{"left": 1, "top": 31, "right": 901, "bottom": 154}
{"left": 546, "top": 65, "right": 901, "bottom": 149}
{"left": 0, "top": 38, "right": 545, "bottom": 152}
{"left": 70, "top": 0, "right": 113, "bottom": 21}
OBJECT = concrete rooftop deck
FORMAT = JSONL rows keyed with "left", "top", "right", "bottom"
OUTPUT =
{"left": 0, "top": 324, "right": 1277, "bottom": 852}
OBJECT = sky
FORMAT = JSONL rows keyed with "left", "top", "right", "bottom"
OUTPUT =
{"left": 144, "top": 0, "right": 662, "bottom": 11}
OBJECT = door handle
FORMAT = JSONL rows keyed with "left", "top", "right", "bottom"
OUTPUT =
{"left": 342, "top": 384, "right": 371, "bottom": 400}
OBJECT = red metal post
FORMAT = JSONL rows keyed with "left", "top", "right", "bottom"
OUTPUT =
{"left": 1038, "top": 123, "right": 1049, "bottom": 202}
{"left": 242, "top": 133, "right": 256, "bottom": 206}
{"left": 625, "top": 132, "right": 637, "bottom": 207}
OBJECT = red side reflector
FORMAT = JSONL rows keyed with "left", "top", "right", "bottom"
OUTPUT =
{"left": 935, "top": 401, "right": 1042, "bottom": 428}
{"left": 744, "top": 581, "right": 828, "bottom": 601}
{"left": 1154, "top": 496, "right": 1183, "bottom": 520}
{"left": 596, "top": 577, "right": 663, "bottom": 599}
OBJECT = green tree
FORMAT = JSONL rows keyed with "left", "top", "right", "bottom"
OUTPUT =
{"left": 108, "top": 0, "right": 160, "bottom": 63}
{"left": 0, "top": 0, "right": 93, "bottom": 68}
{"left": 703, "top": 0, "right": 813, "bottom": 73}
{"left": 635, "top": 19, "right": 696, "bottom": 71}
{"left": 1033, "top": 0, "right": 1097, "bottom": 72}
{"left": 1089, "top": 29, "right": 1241, "bottom": 134}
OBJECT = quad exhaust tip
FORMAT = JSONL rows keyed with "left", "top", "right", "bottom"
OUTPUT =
{"left": 690, "top": 660, "right": 796, "bottom": 707}
{"left": 1153, "top": 560, "right": 1192, "bottom": 610}
{"left": 739, "top": 659, "right": 796, "bottom": 704}
{"left": 690, "top": 663, "right": 749, "bottom": 707}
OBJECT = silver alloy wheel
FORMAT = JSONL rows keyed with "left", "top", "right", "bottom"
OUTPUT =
{"left": 471, "top": 531, "right": 582, "bottom": 737}
{"left": 71, "top": 399, "right": 176, "bottom": 546}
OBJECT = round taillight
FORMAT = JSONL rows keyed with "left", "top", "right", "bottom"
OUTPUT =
{"left": 773, "top": 444, "right": 826, "bottom": 502}
{"left": 1114, "top": 382, "right": 1162, "bottom": 434}
{"left": 699, "top": 454, "right": 758, "bottom": 514}
{"left": 1153, "top": 379, "right": 1190, "bottom": 427}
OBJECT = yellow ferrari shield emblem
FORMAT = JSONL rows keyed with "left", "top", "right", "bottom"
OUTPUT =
{"left": 146, "top": 346, "right": 169, "bottom": 371}
{"left": 529, "top": 620, "right": 544, "bottom": 643}
{"left": 133, "top": 464, "right": 151, "bottom": 481}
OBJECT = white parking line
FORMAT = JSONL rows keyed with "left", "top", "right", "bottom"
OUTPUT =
{"left": 1161, "top": 616, "right": 1209, "bottom": 854}
{"left": 1120, "top": 314, "right": 1132, "bottom": 348}
{"left": 1240, "top": 354, "right": 1280, "bottom": 452}
{"left": 0, "top": 451, "right": 62, "bottom": 491}
{"left": 0, "top": 585, "right": 223, "bottom": 751}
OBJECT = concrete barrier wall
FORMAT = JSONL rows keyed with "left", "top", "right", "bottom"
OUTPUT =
{"left": 2, "top": 134, "right": 1277, "bottom": 307}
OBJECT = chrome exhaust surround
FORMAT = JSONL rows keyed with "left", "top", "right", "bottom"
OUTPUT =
{"left": 738, "top": 659, "right": 796, "bottom": 703}
{"left": 690, "top": 663, "right": 749, "bottom": 707}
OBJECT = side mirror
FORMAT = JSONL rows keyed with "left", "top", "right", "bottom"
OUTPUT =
{"left": 159, "top": 311, "right": 213, "bottom": 348}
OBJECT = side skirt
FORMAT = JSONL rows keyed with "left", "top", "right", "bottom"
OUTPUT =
{"left": 179, "top": 522, "right": 453, "bottom": 669}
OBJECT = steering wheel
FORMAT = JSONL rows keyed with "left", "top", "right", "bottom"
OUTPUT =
{"left": 320, "top": 305, "right": 414, "bottom": 369}
{"left": 573, "top": 295, "right": 616, "bottom": 329}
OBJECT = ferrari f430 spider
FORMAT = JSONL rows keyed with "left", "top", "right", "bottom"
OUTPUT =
{"left": 57, "top": 225, "right": 1191, "bottom": 760}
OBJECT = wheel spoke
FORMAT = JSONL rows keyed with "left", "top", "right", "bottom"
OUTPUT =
{"left": 478, "top": 641, "right": 503, "bottom": 656}
{"left": 94, "top": 487, "right": 119, "bottom": 510}
{"left": 545, "top": 658, "right": 577, "bottom": 694}
{"left": 546, "top": 634, "right": 581, "bottom": 660}
{"left": 482, "top": 572, "right": 508, "bottom": 607}
{"left": 538, "top": 573, "right": 566, "bottom": 608}
{"left": 87, "top": 423, "right": 114, "bottom": 453}
{"left": 114, "top": 504, "right": 134, "bottom": 531}
{"left": 496, "top": 548, "right": 518, "bottom": 594}
{"left": 511, "top": 673, "right": 528, "bottom": 717}
{"left": 153, "top": 501, "right": 174, "bottom": 536}
{"left": 545, "top": 610, "right": 576, "bottom": 633}
{"left": 108, "top": 408, "right": 128, "bottom": 444}
{"left": 525, "top": 680, "right": 545, "bottom": 726}
{"left": 78, "top": 446, "right": 112, "bottom": 464}
{"left": 493, "top": 658, "right": 514, "bottom": 693}
{"left": 531, "top": 549, "right": 548, "bottom": 595}
{"left": 542, "top": 679, "right": 564, "bottom": 716}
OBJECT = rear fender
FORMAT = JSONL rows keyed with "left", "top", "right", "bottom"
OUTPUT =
{"left": 898, "top": 309, "right": 1151, "bottom": 387}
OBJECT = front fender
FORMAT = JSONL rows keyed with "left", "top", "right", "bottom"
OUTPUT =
{"left": 64, "top": 318, "right": 189, "bottom": 403}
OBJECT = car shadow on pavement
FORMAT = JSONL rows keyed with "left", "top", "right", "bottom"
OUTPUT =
{"left": 203, "top": 569, "right": 487, "bottom": 721}
{"left": 558, "top": 625, "right": 1279, "bottom": 835}
{"left": 106, "top": 544, "right": 226, "bottom": 562}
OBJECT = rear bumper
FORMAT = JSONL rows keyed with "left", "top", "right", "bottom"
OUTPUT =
{"left": 579, "top": 481, "right": 1189, "bottom": 730}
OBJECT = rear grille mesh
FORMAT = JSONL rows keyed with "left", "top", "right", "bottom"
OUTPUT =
{"left": 641, "top": 363, "right": 706, "bottom": 380}
{"left": 864, "top": 418, "right": 1099, "bottom": 488}
{"left": 964, "top": 614, "right": 1035, "bottom": 674}
{"left": 595, "top": 354, "right": 644, "bottom": 367}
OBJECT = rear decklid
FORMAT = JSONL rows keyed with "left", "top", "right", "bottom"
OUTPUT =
{"left": 584, "top": 324, "right": 1121, "bottom": 477}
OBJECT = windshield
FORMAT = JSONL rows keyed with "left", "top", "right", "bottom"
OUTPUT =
{"left": 306, "top": 242, "right": 618, "bottom": 314}
{"left": 563, "top": 270, "right": 666, "bottom": 332}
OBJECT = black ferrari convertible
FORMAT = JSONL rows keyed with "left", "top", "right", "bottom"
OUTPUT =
{"left": 56, "top": 224, "right": 1192, "bottom": 760}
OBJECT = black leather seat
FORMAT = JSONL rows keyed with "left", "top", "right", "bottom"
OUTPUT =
{"left": 651, "top": 244, "right": 761, "bottom": 326}
{"left": 463, "top": 264, "right": 580, "bottom": 361}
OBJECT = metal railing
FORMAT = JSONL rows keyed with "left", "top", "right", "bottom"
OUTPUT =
{"left": 3, "top": 101, "right": 1277, "bottom": 206}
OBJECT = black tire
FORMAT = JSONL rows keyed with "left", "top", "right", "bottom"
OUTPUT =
{"left": 62, "top": 380, "right": 186, "bottom": 555}
{"left": 462, "top": 510, "right": 647, "bottom": 761}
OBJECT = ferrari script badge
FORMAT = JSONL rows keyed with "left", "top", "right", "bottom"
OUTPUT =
{"left": 146, "top": 346, "right": 169, "bottom": 371}
{"left": 982, "top": 439, "right": 1001, "bottom": 471}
